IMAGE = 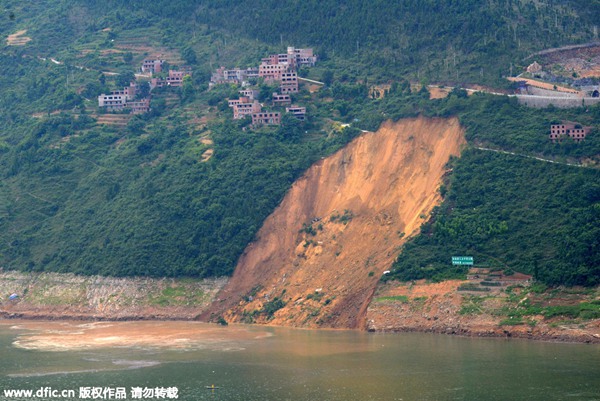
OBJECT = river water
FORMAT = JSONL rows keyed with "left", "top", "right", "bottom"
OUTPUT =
{"left": 0, "top": 320, "right": 599, "bottom": 401}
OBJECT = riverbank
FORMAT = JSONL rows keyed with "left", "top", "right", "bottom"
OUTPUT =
{"left": 2, "top": 271, "right": 599, "bottom": 344}
{"left": 0, "top": 271, "right": 226, "bottom": 321}
{"left": 367, "top": 280, "right": 600, "bottom": 344}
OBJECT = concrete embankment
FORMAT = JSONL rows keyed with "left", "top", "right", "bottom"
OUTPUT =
{"left": 515, "top": 95, "right": 600, "bottom": 108}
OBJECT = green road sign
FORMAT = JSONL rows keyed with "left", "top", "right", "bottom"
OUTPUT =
{"left": 452, "top": 256, "right": 474, "bottom": 265}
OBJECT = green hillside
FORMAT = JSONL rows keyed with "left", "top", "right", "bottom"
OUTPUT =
{"left": 0, "top": 1, "right": 598, "bottom": 285}
{"left": 390, "top": 148, "right": 600, "bottom": 286}
{"left": 195, "top": 0, "right": 600, "bottom": 84}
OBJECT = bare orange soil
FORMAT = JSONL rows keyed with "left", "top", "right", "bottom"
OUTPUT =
{"left": 507, "top": 77, "right": 580, "bottom": 94}
{"left": 367, "top": 281, "right": 600, "bottom": 343}
{"left": 205, "top": 117, "right": 465, "bottom": 328}
{"left": 6, "top": 30, "right": 32, "bottom": 46}
{"left": 428, "top": 86, "right": 452, "bottom": 99}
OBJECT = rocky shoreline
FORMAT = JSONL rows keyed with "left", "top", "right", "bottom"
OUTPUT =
{"left": 2, "top": 272, "right": 599, "bottom": 344}
{"left": 366, "top": 321, "right": 600, "bottom": 344}
{"left": 0, "top": 271, "right": 227, "bottom": 322}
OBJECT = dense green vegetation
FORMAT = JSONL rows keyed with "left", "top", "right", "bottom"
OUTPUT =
{"left": 195, "top": 0, "right": 600, "bottom": 84}
{"left": 369, "top": 91, "right": 600, "bottom": 286}
{"left": 388, "top": 149, "right": 599, "bottom": 286}
{"left": 0, "top": 86, "right": 359, "bottom": 277}
{"left": 0, "top": 1, "right": 598, "bottom": 286}
{"left": 6, "top": 0, "right": 599, "bottom": 85}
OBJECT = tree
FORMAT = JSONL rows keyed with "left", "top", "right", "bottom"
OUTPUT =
{"left": 116, "top": 69, "right": 136, "bottom": 88}
{"left": 322, "top": 70, "right": 334, "bottom": 87}
{"left": 127, "top": 116, "right": 146, "bottom": 134}
{"left": 181, "top": 75, "right": 195, "bottom": 102}
{"left": 276, "top": 114, "right": 303, "bottom": 142}
{"left": 136, "top": 81, "right": 151, "bottom": 99}
{"left": 258, "top": 83, "right": 278, "bottom": 102}
{"left": 449, "top": 87, "right": 468, "bottom": 98}
{"left": 182, "top": 46, "right": 197, "bottom": 65}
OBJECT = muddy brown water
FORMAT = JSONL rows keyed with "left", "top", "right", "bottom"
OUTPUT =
{"left": 1, "top": 320, "right": 599, "bottom": 401}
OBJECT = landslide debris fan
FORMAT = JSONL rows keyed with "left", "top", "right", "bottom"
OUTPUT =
{"left": 206, "top": 117, "right": 466, "bottom": 328}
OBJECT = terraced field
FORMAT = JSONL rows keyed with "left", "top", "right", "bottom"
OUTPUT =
{"left": 95, "top": 114, "right": 131, "bottom": 127}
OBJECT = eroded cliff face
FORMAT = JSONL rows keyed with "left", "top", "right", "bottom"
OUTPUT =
{"left": 205, "top": 117, "right": 466, "bottom": 329}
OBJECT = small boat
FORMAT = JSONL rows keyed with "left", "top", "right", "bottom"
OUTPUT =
{"left": 205, "top": 385, "right": 220, "bottom": 390}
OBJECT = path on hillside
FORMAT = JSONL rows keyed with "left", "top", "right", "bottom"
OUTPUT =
{"left": 38, "top": 56, "right": 120, "bottom": 76}
{"left": 428, "top": 84, "right": 583, "bottom": 99}
{"left": 524, "top": 41, "right": 600, "bottom": 60}
{"left": 298, "top": 77, "right": 324, "bottom": 85}
{"left": 474, "top": 146, "right": 590, "bottom": 168}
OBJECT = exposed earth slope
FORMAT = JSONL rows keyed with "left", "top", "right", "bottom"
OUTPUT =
{"left": 205, "top": 117, "right": 466, "bottom": 328}
{"left": 367, "top": 280, "right": 600, "bottom": 343}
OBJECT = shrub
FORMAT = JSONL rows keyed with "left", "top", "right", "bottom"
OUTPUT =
{"left": 499, "top": 317, "right": 524, "bottom": 326}
{"left": 261, "top": 297, "right": 286, "bottom": 318}
{"left": 375, "top": 295, "right": 409, "bottom": 303}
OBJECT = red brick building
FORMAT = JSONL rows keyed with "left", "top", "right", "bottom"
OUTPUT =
{"left": 141, "top": 59, "right": 164, "bottom": 75}
{"left": 233, "top": 100, "right": 262, "bottom": 120}
{"left": 150, "top": 69, "right": 192, "bottom": 89}
{"left": 228, "top": 96, "right": 251, "bottom": 108}
{"left": 258, "top": 63, "right": 288, "bottom": 82}
{"left": 287, "top": 47, "right": 317, "bottom": 67}
{"left": 272, "top": 93, "right": 291, "bottom": 106}
{"left": 550, "top": 122, "right": 592, "bottom": 143}
{"left": 279, "top": 72, "right": 299, "bottom": 94}
{"left": 252, "top": 111, "right": 281, "bottom": 126}
{"left": 239, "top": 89, "right": 259, "bottom": 100}
{"left": 129, "top": 98, "right": 151, "bottom": 114}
